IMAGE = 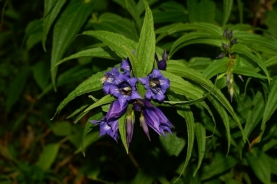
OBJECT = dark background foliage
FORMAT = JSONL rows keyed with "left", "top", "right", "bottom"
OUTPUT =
{"left": 1, "top": 0, "right": 277, "bottom": 183}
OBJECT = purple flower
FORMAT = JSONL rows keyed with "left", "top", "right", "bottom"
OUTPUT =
{"left": 106, "top": 100, "right": 128, "bottom": 121}
{"left": 120, "top": 58, "right": 131, "bottom": 74}
{"left": 216, "top": 53, "right": 226, "bottom": 59}
{"left": 223, "top": 28, "right": 228, "bottom": 38}
{"left": 91, "top": 118, "right": 119, "bottom": 141}
{"left": 133, "top": 99, "right": 173, "bottom": 140}
{"left": 90, "top": 100, "right": 127, "bottom": 141}
{"left": 110, "top": 74, "right": 142, "bottom": 107}
{"left": 126, "top": 111, "right": 135, "bottom": 146}
{"left": 139, "top": 69, "right": 170, "bottom": 102}
{"left": 155, "top": 50, "right": 168, "bottom": 70}
{"left": 102, "top": 68, "right": 120, "bottom": 95}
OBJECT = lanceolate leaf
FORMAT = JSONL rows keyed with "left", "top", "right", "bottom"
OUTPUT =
{"left": 174, "top": 105, "right": 195, "bottom": 182}
{"left": 42, "top": 0, "right": 66, "bottom": 51}
{"left": 170, "top": 32, "right": 221, "bottom": 56}
{"left": 124, "top": 0, "right": 142, "bottom": 30}
{"left": 232, "top": 66, "right": 267, "bottom": 80}
{"left": 55, "top": 47, "right": 120, "bottom": 67}
{"left": 83, "top": 31, "right": 137, "bottom": 58}
{"left": 51, "top": 0, "right": 94, "bottom": 89}
{"left": 231, "top": 44, "right": 270, "bottom": 83}
{"left": 203, "top": 57, "right": 229, "bottom": 79}
{"left": 52, "top": 71, "right": 104, "bottom": 118}
{"left": 193, "top": 123, "right": 206, "bottom": 176}
{"left": 244, "top": 91, "right": 264, "bottom": 137}
{"left": 155, "top": 22, "right": 222, "bottom": 36}
{"left": 84, "top": 95, "right": 115, "bottom": 112}
{"left": 261, "top": 81, "right": 277, "bottom": 133}
{"left": 136, "top": 0, "right": 155, "bottom": 75}
{"left": 222, "top": 0, "right": 233, "bottom": 26}
{"left": 123, "top": 45, "right": 144, "bottom": 78}
{"left": 118, "top": 112, "right": 128, "bottom": 153}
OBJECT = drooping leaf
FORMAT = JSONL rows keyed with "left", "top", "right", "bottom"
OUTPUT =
{"left": 82, "top": 30, "right": 137, "bottom": 58}
{"left": 159, "top": 132, "right": 186, "bottom": 157}
{"left": 36, "top": 144, "right": 59, "bottom": 170}
{"left": 42, "top": 0, "right": 66, "bottom": 51}
{"left": 136, "top": 0, "right": 155, "bottom": 75}
{"left": 51, "top": 0, "right": 94, "bottom": 89}
{"left": 193, "top": 123, "right": 206, "bottom": 176}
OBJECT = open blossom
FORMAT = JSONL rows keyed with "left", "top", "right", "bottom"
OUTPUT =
{"left": 110, "top": 73, "right": 141, "bottom": 107}
{"left": 133, "top": 99, "right": 173, "bottom": 140}
{"left": 102, "top": 68, "right": 120, "bottom": 95}
{"left": 139, "top": 69, "right": 170, "bottom": 102}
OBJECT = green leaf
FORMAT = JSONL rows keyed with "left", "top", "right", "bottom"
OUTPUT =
{"left": 77, "top": 111, "right": 103, "bottom": 156}
{"left": 261, "top": 81, "right": 277, "bottom": 132}
{"left": 237, "top": 0, "right": 243, "bottom": 24}
{"left": 55, "top": 47, "right": 119, "bottom": 67}
{"left": 170, "top": 32, "right": 222, "bottom": 56}
{"left": 51, "top": 0, "right": 94, "bottom": 89}
{"left": 124, "top": 0, "right": 141, "bottom": 30}
{"left": 136, "top": 0, "right": 155, "bottom": 75}
{"left": 32, "top": 61, "right": 50, "bottom": 90}
{"left": 232, "top": 66, "right": 267, "bottom": 80}
{"left": 265, "top": 55, "right": 277, "bottom": 68}
{"left": 84, "top": 95, "right": 115, "bottom": 113}
{"left": 159, "top": 132, "right": 186, "bottom": 157}
{"left": 118, "top": 112, "right": 128, "bottom": 153}
{"left": 83, "top": 30, "right": 137, "bottom": 58}
{"left": 152, "top": 2, "right": 188, "bottom": 24}
{"left": 92, "top": 12, "right": 139, "bottom": 41}
{"left": 155, "top": 22, "right": 222, "bottom": 36}
{"left": 36, "top": 144, "right": 59, "bottom": 170}
{"left": 42, "top": 0, "right": 66, "bottom": 51}
{"left": 222, "top": 0, "right": 233, "bottom": 26}
{"left": 66, "top": 104, "right": 89, "bottom": 119}
{"left": 187, "top": 0, "right": 216, "bottom": 23}
{"left": 169, "top": 94, "right": 195, "bottom": 182}
{"left": 234, "top": 31, "right": 277, "bottom": 52}
{"left": 193, "top": 123, "right": 206, "bottom": 176}
{"left": 131, "top": 171, "right": 154, "bottom": 184}
{"left": 187, "top": 57, "right": 213, "bottom": 73}
{"left": 6, "top": 66, "right": 30, "bottom": 112}
{"left": 52, "top": 71, "right": 104, "bottom": 118}
{"left": 51, "top": 121, "right": 72, "bottom": 136}
{"left": 123, "top": 45, "right": 144, "bottom": 78}
{"left": 203, "top": 57, "right": 229, "bottom": 79}
{"left": 167, "top": 60, "right": 246, "bottom": 141}
{"left": 201, "top": 153, "right": 238, "bottom": 180}
{"left": 208, "top": 96, "right": 231, "bottom": 154}
{"left": 246, "top": 148, "right": 271, "bottom": 184}
{"left": 244, "top": 91, "right": 264, "bottom": 137}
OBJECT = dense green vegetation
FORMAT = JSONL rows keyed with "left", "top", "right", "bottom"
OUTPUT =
{"left": 1, "top": 0, "right": 277, "bottom": 183}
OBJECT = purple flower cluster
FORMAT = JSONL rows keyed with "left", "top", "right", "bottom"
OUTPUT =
{"left": 91, "top": 57, "right": 172, "bottom": 146}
